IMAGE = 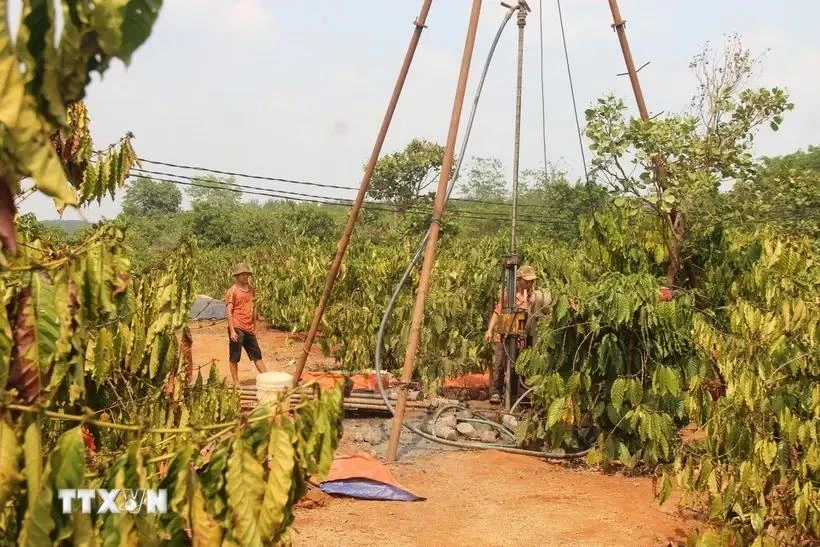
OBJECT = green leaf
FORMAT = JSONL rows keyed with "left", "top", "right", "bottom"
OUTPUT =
{"left": 70, "top": 512, "right": 96, "bottom": 546}
{"left": 751, "top": 535, "right": 776, "bottom": 547}
{"left": 0, "top": 416, "right": 22, "bottom": 509}
{"left": 191, "top": 476, "right": 223, "bottom": 546}
{"left": 627, "top": 379, "right": 643, "bottom": 406}
{"left": 316, "top": 390, "right": 342, "bottom": 478}
{"left": 658, "top": 473, "right": 672, "bottom": 505}
{"left": 17, "top": 0, "right": 65, "bottom": 123}
{"left": 547, "top": 397, "right": 566, "bottom": 428}
{"left": 92, "top": 327, "right": 115, "bottom": 386}
{"left": 159, "top": 446, "right": 192, "bottom": 540}
{"left": 699, "top": 529, "right": 723, "bottom": 547}
{"left": 23, "top": 417, "right": 42, "bottom": 514}
{"left": 750, "top": 508, "right": 765, "bottom": 533}
{"left": 707, "top": 469, "right": 719, "bottom": 497}
{"left": 0, "top": 0, "right": 76, "bottom": 207}
{"left": 20, "top": 426, "right": 85, "bottom": 547}
{"left": 259, "top": 422, "right": 296, "bottom": 542}
{"left": 225, "top": 436, "right": 265, "bottom": 547}
{"left": 0, "top": 295, "right": 13, "bottom": 392}
{"left": 618, "top": 443, "right": 636, "bottom": 469}
{"left": 794, "top": 492, "right": 808, "bottom": 526}
{"left": 758, "top": 439, "right": 777, "bottom": 468}
{"left": 32, "top": 274, "right": 59, "bottom": 375}
{"left": 611, "top": 378, "right": 626, "bottom": 409}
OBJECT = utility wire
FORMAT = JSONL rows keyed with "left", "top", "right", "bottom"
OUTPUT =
{"left": 137, "top": 158, "right": 352, "bottom": 192}
{"left": 130, "top": 166, "right": 578, "bottom": 213}
{"left": 126, "top": 174, "right": 580, "bottom": 227}
{"left": 556, "top": 0, "right": 590, "bottom": 189}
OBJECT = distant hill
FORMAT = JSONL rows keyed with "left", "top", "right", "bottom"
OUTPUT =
{"left": 40, "top": 219, "right": 91, "bottom": 234}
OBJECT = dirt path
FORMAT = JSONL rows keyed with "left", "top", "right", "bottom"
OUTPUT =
{"left": 188, "top": 321, "right": 334, "bottom": 383}
{"left": 292, "top": 449, "right": 689, "bottom": 546}
{"left": 189, "top": 322, "right": 692, "bottom": 546}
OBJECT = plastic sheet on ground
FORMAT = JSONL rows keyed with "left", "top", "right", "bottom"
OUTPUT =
{"left": 319, "top": 452, "right": 424, "bottom": 502}
{"left": 189, "top": 295, "right": 226, "bottom": 320}
{"left": 443, "top": 372, "right": 489, "bottom": 389}
{"left": 301, "top": 371, "right": 391, "bottom": 392}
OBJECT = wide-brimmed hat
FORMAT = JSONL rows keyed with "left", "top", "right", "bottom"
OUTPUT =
{"left": 232, "top": 263, "right": 253, "bottom": 276}
{"left": 517, "top": 265, "right": 537, "bottom": 280}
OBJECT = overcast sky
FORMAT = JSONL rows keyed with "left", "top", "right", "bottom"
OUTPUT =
{"left": 20, "top": 0, "right": 820, "bottom": 221}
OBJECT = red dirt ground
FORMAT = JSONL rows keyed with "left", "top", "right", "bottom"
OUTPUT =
{"left": 190, "top": 322, "right": 694, "bottom": 546}
{"left": 292, "top": 450, "right": 691, "bottom": 546}
{"left": 188, "top": 320, "right": 335, "bottom": 383}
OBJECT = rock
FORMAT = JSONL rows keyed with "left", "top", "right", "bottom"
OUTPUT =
{"left": 434, "top": 424, "right": 458, "bottom": 441}
{"left": 295, "top": 487, "right": 332, "bottom": 510}
{"left": 419, "top": 421, "right": 434, "bottom": 435}
{"left": 456, "top": 422, "right": 476, "bottom": 436}
{"left": 470, "top": 421, "right": 491, "bottom": 434}
{"left": 502, "top": 415, "right": 518, "bottom": 431}
{"left": 455, "top": 410, "right": 472, "bottom": 421}
{"left": 364, "top": 428, "right": 385, "bottom": 445}
{"left": 480, "top": 430, "right": 498, "bottom": 443}
{"left": 438, "top": 415, "right": 457, "bottom": 429}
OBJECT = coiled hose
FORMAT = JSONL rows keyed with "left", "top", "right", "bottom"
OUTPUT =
{"left": 374, "top": 5, "right": 590, "bottom": 460}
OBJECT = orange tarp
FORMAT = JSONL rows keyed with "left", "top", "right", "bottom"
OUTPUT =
{"left": 300, "top": 371, "right": 392, "bottom": 391}
{"left": 442, "top": 372, "right": 489, "bottom": 389}
{"left": 322, "top": 452, "right": 423, "bottom": 500}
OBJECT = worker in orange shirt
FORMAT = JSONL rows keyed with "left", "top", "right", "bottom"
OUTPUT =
{"left": 484, "top": 265, "right": 551, "bottom": 404}
{"left": 225, "top": 263, "right": 267, "bottom": 384}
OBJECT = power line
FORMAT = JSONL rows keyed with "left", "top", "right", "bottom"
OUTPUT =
{"left": 137, "top": 158, "right": 354, "bottom": 192}
{"left": 125, "top": 165, "right": 818, "bottom": 229}
{"left": 555, "top": 0, "right": 590, "bottom": 189}
{"left": 158, "top": 173, "right": 579, "bottom": 226}
{"left": 126, "top": 174, "right": 582, "bottom": 227}
{"left": 134, "top": 160, "right": 572, "bottom": 212}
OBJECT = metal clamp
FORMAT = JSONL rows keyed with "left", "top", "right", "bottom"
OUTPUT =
{"left": 502, "top": 253, "right": 521, "bottom": 268}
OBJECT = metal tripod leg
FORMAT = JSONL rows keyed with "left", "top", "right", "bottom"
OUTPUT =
{"left": 504, "top": 336, "right": 519, "bottom": 411}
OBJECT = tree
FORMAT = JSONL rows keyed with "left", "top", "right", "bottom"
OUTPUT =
{"left": 727, "top": 153, "right": 820, "bottom": 239}
{"left": 369, "top": 139, "right": 445, "bottom": 208}
{"left": 518, "top": 167, "right": 608, "bottom": 245}
{"left": 185, "top": 174, "right": 242, "bottom": 207}
{"left": 461, "top": 157, "right": 507, "bottom": 201}
{"left": 121, "top": 177, "right": 183, "bottom": 217}
{"left": 182, "top": 175, "right": 242, "bottom": 248}
{"left": 761, "top": 145, "right": 820, "bottom": 173}
{"left": 584, "top": 35, "right": 793, "bottom": 287}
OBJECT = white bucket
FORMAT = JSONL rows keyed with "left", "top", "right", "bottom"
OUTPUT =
{"left": 256, "top": 372, "right": 292, "bottom": 410}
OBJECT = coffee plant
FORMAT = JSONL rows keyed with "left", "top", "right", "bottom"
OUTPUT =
{"left": 661, "top": 234, "right": 819, "bottom": 546}
{"left": 193, "top": 235, "right": 511, "bottom": 385}
{"left": 1, "top": 3, "right": 815, "bottom": 543}
{"left": 514, "top": 208, "right": 695, "bottom": 465}
{"left": 1, "top": 3, "right": 344, "bottom": 543}
{"left": 0, "top": 227, "right": 343, "bottom": 545}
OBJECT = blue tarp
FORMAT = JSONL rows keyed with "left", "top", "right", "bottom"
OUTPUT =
{"left": 319, "top": 479, "right": 423, "bottom": 502}
{"left": 189, "top": 295, "right": 226, "bottom": 321}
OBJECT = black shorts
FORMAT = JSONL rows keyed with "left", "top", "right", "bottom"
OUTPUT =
{"left": 229, "top": 329, "right": 262, "bottom": 362}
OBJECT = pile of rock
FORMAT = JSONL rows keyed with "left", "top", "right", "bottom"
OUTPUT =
{"left": 428, "top": 411, "right": 517, "bottom": 444}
